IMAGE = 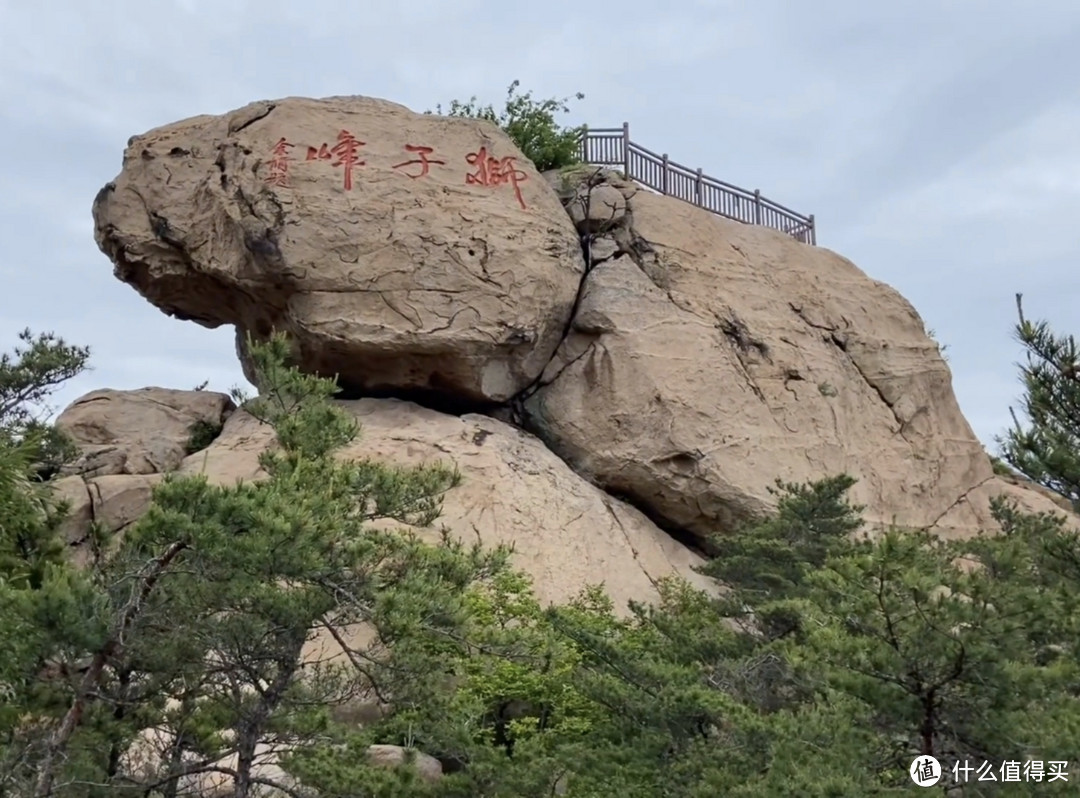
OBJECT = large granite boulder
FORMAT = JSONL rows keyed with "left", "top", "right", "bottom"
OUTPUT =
{"left": 526, "top": 168, "right": 1072, "bottom": 545}
{"left": 92, "top": 96, "right": 585, "bottom": 403}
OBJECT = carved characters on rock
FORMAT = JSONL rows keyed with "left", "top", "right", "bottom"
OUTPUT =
{"left": 263, "top": 134, "right": 530, "bottom": 208}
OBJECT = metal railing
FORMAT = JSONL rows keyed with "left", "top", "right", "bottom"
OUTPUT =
{"left": 577, "top": 123, "right": 815, "bottom": 245}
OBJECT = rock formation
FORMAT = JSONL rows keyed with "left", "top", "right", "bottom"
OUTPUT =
{"left": 73, "top": 94, "right": 1076, "bottom": 611}
{"left": 92, "top": 97, "right": 584, "bottom": 405}
{"left": 528, "top": 168, "right": 1055, "bottom": 545}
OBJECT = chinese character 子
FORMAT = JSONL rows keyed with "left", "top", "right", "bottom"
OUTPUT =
{"left": 953, "top": 760, "right": 974, "bottom": 783}
{"left": 465, "top": 146, "right": 529, "bottom": 210}
{"left": 1048, "top": 761, "right": 1069, "bottom": 782}
{"left": 975, "top": 760, "right": 997, "bottom": 781}
{"left": 307, "top": 130, "right": 365, "bottom": 190}
{"left": 1025, "top": 760, "right": 1044, "bottom": 781}
{"left": 265, "top": 137, "right": 294, "bottom": 187}
{"left": 392, "top": 144, "right": 446, "bottom": 179}
{"left": 1000, "top": 761, "right": 1021, "bottom": 782}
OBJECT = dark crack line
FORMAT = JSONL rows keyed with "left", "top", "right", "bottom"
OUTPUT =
{"left": 789, "top": 301, "right": 911, "bottom": 442}
{"left": 600, "top": 496, "right": 661, "bottom": 591}
{"left": 787, "top": 302, "right": 837, "bottom": 332}
{"left": 830, "top": 332, "right": 911, "bottom": 443}
{"left": 926, "top": 475, "right": 996, "bottom": 530}
{"left": 508, "top": 176, "right": 603, "bottom": 411}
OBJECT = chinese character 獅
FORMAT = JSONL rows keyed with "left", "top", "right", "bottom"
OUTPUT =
{"left": 465, "top": 146, "right": 528, "bottom": 210}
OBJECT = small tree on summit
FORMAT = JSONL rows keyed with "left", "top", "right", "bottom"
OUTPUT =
{"left": 999, "top": 293, "right": 1080, "bottom": 510}
{"left": 433, "top": 80, "right": 585, "bottom": 172}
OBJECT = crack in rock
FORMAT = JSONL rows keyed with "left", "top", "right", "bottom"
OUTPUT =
{"left": 600, "top": 496, "right": 661, "bottom": 591}
{"left": 926, "top": 475, "right": 996, "bottom": 529}
{"left": 828, "top": 331, "right": 912, "bottom": 443}
{"left": 788, "top": 301, "right": 912, "bottom": 443}
{"left": 715, "top": 312, "right": 770, "bottom": 404}
{"left": 227, "top": 101, "right": 277, "bottom": 135}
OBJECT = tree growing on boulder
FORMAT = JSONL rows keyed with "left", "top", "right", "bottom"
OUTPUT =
{"left": 432, "top": 80, "right": 585, "bottom": 172}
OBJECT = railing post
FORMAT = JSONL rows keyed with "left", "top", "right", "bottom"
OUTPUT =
{"left": 662, "top": 154, "right": 669, "bottom": 195}
{"left": 753, "top": 190, "right": 762, "bottom": 224}
{"left": 580, "top": 123, "right": 588, "bottom": 163}
{"left": 621, "top": 122, "right": 630, "bottom": 177}
{"left": 695, "top": 168, "right": 703, "bottom": 206}
{"left": 809, "top": 214, "right": 816, "bottom": 246}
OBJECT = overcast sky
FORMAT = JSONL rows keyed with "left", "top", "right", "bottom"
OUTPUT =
{"left": 1, "top": 0, "right": 1077, "bottom": 449}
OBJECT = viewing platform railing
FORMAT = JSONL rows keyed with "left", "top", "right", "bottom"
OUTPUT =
{"left": 578, "top": 123, "right": 815, "bottom": 245}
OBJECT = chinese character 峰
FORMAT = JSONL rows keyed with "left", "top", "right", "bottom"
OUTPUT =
{"left": 307, "top": 130, "right": 365, "bottom": 190}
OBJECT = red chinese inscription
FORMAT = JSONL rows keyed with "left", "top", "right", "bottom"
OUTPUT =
{"left": 465, "top": 147, "right": 528, "bottom": 209}
{"left": 392, "top": 144, "right": 446, "bottom": 179}
{"left": 265, "top": 137, "right": 294, "bottom": 187}
{"left": 306, "top": 130, "right": 365, "bottom": 190}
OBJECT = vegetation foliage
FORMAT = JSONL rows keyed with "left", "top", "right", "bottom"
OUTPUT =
{"left": 1, "top": 294, "right": 1078, "bottom": 796}
{"left": 433, "top": 81, "right": 585, "bottom": 172}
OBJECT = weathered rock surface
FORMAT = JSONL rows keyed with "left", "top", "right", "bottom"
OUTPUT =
{"left": 53, "top": 387, "right": 710, "bottom": 610}
{"left": 56, "top": 387, "right": 233, "bottom": 477}
{"left": 82, "top": 95, "right": 1078, "bottom": 601}
{"left": 92, "top": 96, "right": 585, "bottom": 403}
{"left": 51, "top": 471, "right": 163, "bottom": 566}
{"left": 177, "top": 397, "right": 712, "bottom": 609}
{"left": 932, "top": 473, "right": 1077, "bottom": 538}
{"left": 527, "top": 168, "right": 1074, "bottom": 545}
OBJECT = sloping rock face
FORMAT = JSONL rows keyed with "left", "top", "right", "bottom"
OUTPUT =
{"left": 526, "top": 168, "right": 1069, "bottom": 544}
{"left": 58, "top": 388, "right": 710, "bottom": 610}
{"left": 92, "top": 97, "right": 584, "bottom": 403}
{"left": 180, "top": 396, "right": 712, "bottom": 609}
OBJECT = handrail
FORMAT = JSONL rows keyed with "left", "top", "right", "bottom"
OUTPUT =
{"left": 576, "top": 123, "right": 816, "bottom": 245}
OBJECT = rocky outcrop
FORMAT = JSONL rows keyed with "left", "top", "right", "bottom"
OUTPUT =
{"left": 85, "top": 94, "right": 1077, "bottom": 582}
{"left": 56, "top": 387, "right": 233, "bottom": 477}
{"left": 365, "top": 744, "right": 443, "bottom": 783}
{"left": 49, "top": 388, "right": 231, "bottom": 563}
{"left": 92, "top": 97, "right": 585, "bottom": 405}
{"left": 526, "top": 167, "right": 1072, "bottom": 545}
{"left": 179, "top": 396, "right": 713, "bottom": 609}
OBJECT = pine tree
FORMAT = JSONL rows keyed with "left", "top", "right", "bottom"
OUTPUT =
{"left": 0, "top": 329, "right": 89, "bottom": 589}
{"left": 5, "top": 333, "right": 515, "bottom": 797}
{"left": 1000, "top": 293, "right": 1080, "bottom": 509}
